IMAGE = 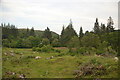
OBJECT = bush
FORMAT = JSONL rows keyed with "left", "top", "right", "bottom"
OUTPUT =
{"left": 55, "top": 49, "right": 61, "bottom": 53}
{"left": 96, "top": 49, "right": 104, "bottom": 55}
{"left": 32, "top": 47, "right": 36, "bottom": 51}
{"left": 42, "top": 38, "right": 50, "bottom": 46}
{"left": 90, "top": 58, "right": 101, "bottom": 66}
{"left": 40, "top": 45, "right": 54, "bottom": 53}
{"left": 38, "top": 43, "right": 43, "bottom": 48}
{"left": 78, "top": 47, "right": 87, "bottom": 54}
{"left": 36, "top": 47, "right": 41, "bottom": 52}
{"left": 107, "top": 46, "right": 117, "bottom": 55}
{"left": 57, "top": 53, "right": 65, "bottom": 56}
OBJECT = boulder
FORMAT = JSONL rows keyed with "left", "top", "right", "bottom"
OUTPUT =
{"left": 114, "top": 57, "right": 118, "bottom": 62}
{"left": 50, "top": 56, "right": 54, "bottom": 59}
{"left": 35, "top": 56, "right": 41, "bottom": 59}
{"left": 4, "top": 53, "right": 7, "bottom": 55}
{"left": 10, "top": 53, "right": 14, "bottom": 56}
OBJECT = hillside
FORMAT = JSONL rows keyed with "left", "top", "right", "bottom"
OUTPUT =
{"left": 18, "top": 28, "right": 59, "bottom": 38}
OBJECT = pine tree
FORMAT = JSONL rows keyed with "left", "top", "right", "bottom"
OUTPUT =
{"left": 43, "top": 27, "right": 52, "bottom": 43}
{"left": 79, "top": 27, "right": 84, "bottom": 39}
{"left": 94, "top": 18, "right": 100, "bottom": 34}
{"left": 107, "top": 16, "right": 114, "bottom": 32}
{"left": 100, "top": 23, "right": 106, "bottom": 34}
{"left": 30, "top": 27, "right": 35, "bottom": 36}
{"left": 60, "top": 20, "right": 78, "bottom": 46}
{"left": 61, "top": 25, "right": 65, "bottom": 36}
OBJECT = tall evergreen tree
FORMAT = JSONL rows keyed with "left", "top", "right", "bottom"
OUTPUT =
{"left": 60, "top": 20, "right": 78, "bottom": 46}
{"left": 30, "top": 27, "right": 35, "bottom": 36}
{"left": 100, "top": 23, "right": 106, "bottom": 34}
{"left": 107, "top": 16, "right": 114, "bottom": 32}
{"left": 79, "top": 27, "right": 84, "bottom": 39}
{"left": 94, "top": 18, "right": 100, "bottom": 34}
{"left": 61, "top": 25, "right": 65, "bottom": 36}
{"left": 43, "top": 27, "right": 52, "bottom": 43}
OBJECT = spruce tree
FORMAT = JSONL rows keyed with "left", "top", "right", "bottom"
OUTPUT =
{"left": 79, "top": 27, "right": 84, "bottom": 39}
{"left": 107, "top": 16, "right": 114, "bottom": 32}
{"left": 43, "top": 27, "right": 52, "bottom": 43}
{"left": 30, "top": 27, "right": 35, "bottom": 36}
{"left": 94, "top": 18, "right": 100, "bottom": 34}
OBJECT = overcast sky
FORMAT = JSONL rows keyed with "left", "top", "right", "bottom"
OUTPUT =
{"left": 0, "top": 0, "right": 119, "bottom": 34}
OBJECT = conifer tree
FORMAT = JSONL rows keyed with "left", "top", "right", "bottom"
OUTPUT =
{"left": 79, "top": 27, "right": 84, "bottom": 39}
{"left": 107, "top": 16, "right": 114, "bottom": 32}
{"left": 94, "top": 18, "right": 100, "bottom": 34}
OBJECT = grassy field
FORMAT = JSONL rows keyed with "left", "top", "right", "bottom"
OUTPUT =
{"left": 2, "top": 48, "right": 118, "bottom": 78}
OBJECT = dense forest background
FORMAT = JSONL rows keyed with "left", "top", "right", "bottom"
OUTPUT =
{"left": 1, "top": 17, "right": 120, "bottom": 55}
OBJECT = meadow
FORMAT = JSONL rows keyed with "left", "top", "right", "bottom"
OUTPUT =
{"left": 2, "top": 48, "right": 118, "bottom": 78}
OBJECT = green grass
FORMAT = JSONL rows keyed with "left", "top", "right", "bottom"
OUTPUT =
{"left": 2, "top": 48, "right": 118, "bottom": 78}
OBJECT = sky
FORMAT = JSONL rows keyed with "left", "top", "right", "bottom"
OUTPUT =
{"left": 0, "top": 0, "right": 119, "bottom": 34}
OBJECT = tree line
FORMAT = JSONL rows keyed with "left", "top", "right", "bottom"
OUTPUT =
{"left": 1, "top": 16, "right": 119, "bottom": 55}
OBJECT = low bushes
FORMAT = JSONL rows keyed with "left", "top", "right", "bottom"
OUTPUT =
{"left": 69, "top": 46, "right": 117, "bottom": 56}
{"left": 32, "top": 45, "right": 61, "bottom": 53}
{"left": 32, "top": 45, "right": 53, "bottom": 53}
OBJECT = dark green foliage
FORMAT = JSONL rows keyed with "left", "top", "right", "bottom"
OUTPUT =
{"left": 55, "top": 49, "right": 61, "bottom": 53}
{"left": 51, "top": 39, "right": 60, "bottom": 47}
{"left": 43, "top": 27, "right": 52, "bottom": 43}
{"left": 79, "top": 27, "right": 84, "bottom": 39}
{"left": 81, "top": 33, "right": 100, "bottom": 48}
{"left": 29, "top": 27, "right": 35, "bottom": 36}
{"left": 94, "top": 18, "right": 100, "bottom": 35}
{"left": 100, "top": 23, "right": 106, "bottom": 34}
{"left": 41, "top": 38, "right": 50, "bottom": 46}
{"left": 2, "top": 39, "right": 10, "bottom": 47}
{"left": 41, "top": 45, "right": 53, "bottom": 52}
{"left": 1, "top": 23, "right": 58, "bottom": 48}
{"left": 32, "top": 47, "right": 36, "bottom": 51}
{"left": 1, "top": 17, "right": 118, "bottom": 56}
{"left": 67, "top": 36, "right": 79, "bottom": 49}
{"left": 106, "top": 16, "right": 114, "bottom": 32}
{"left": 33, "top": 45, "right": 54, "bottom": 53}
{"left": 2, "top": 23, "right": 18, "bottom": 39}
{"left": 60, "top": 20, "right": 78, "bottom": 46}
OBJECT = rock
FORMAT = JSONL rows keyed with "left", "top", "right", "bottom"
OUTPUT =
{"left": 19, "top": 74, "right": 26, "bottom": 79}
{"left": 95, "top": 54, "right": 101, "bottom": 57}
{"left": 50, "top": 56, "right": 54, "bottom": 59}
{"left": 10, "top": 53, "right": 14, "bottom": 56}
{"left": 46, "top": 58, "right": 49, "bottom": 60}
{"left": 6, "top": 72, "right": 16, "bottom": 75}
{"left": 4, "top": 53, "right": 7, "bottom": 55}
{"left": 10, "top": 50, "right": 13, "bottom": 53}
{"left": 35, "top": 56, "right": 41, "bottom": 59}
{"left": 114, "top": 57, "right": 118, "bottom": 62}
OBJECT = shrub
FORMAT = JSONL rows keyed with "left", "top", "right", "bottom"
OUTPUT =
{"left": 41, "top": 45, "right": 53, "bottom": 53}
{"left": 57, "top": 53, "right": 65, "bottom": 56}
{"left": 96, "top": 49, "right": 104, "bottom": 55}
{"left": 36, "top": 47, "right": 41, "bottom": 52}
{"left": 78, "top": 47, "right": 86, "bottom": 54}
{"left": 90, "top": 58, "right": 101, "bottom": 66}
{"left": 38, "top": 43, "right": 43, "bottom": 48}
{"left": 55, "top": 49, "right": 61, "bottom": 53}
{"left": 42, "top": 38, "right": 50, "bottom": 46}
{"left": 32, "top": 47, "right": 36, "bottom": 51}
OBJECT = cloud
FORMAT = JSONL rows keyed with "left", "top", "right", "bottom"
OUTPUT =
{"left": 0, "top": 0, "right": 119, "bottom": 34}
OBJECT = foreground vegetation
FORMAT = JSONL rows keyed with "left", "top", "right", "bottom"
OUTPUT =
{"left": 2, "top": 48, "right": 118, "bottom": 78}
